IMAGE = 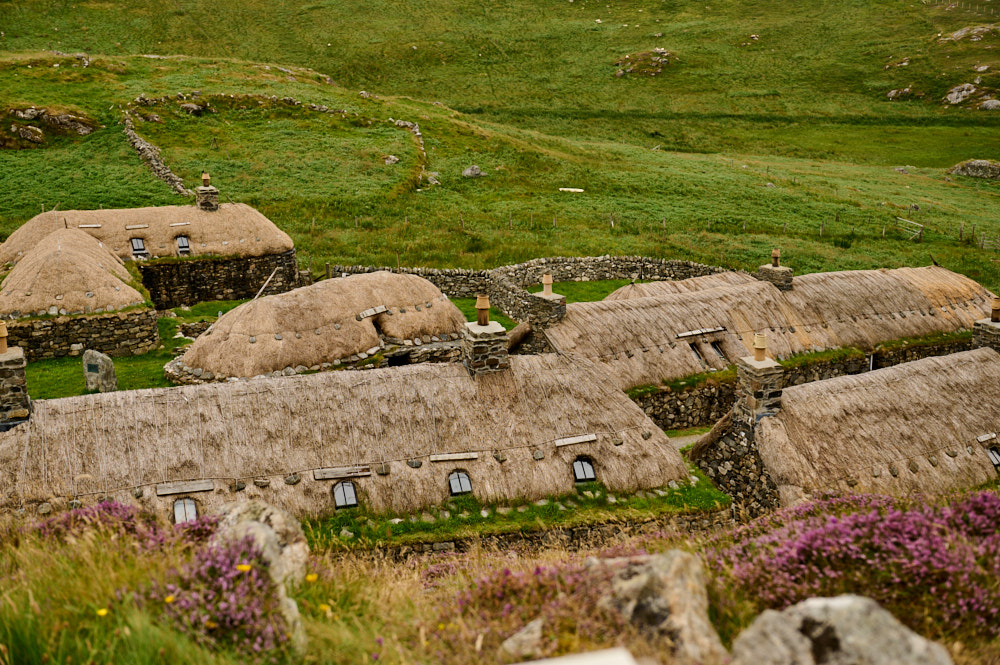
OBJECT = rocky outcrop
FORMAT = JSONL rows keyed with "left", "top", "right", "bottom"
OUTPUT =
{"left": 596, "top": 551, "right": 728, "bottom": 665}
{"left": 949, "top": 159, "right": 1000, "bottom": 180}
{"left": 981, "top": 99, "right": 1000, "bottom": 110}
{"left": 731, "top": 595, "right": 953, "bottom": 665}
{"left": 944, "top": 83, "right": 976, "bottom": 104}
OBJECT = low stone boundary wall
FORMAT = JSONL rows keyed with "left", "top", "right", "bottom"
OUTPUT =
{"left": 138, "top": 249, "right": 299, "bottom": 309}
{"left": 633, "top": 338, "right": 972, "bottom": 432}
{"left": 348, "top": 507, "right": 734, "bottom": 561}
{"left": 8, "top": 310, "right": 160, "bottom": 361}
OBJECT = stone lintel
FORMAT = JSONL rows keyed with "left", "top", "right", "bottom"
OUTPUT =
{"left": 0, "top": 347, "right": 26, "bottom": 364}
{"left": 464, "top": 321, "right": 506, "bottom": 336}
{"left": 532, "top": 291, "right": 567, "bottom": 304}
{"left": 737, "top": 355, "right": 782, "bottom": 372}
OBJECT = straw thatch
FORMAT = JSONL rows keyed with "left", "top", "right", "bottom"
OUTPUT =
{"left": 545, "top": 266, "right": 994, "bottom": 389}
{"left": 0, "top": 354, "right": 689, "bottom": 517}
{"left": 181, "top": 271, "right": 468, "bottom": 378}
{"left": 754, "top": 347, "right": 1000, "bottom": 505}
{"left": 0, "top": 203, "right": 293, "bottom": 264}
{"left": 0, "top": 229, "right": 146, "bottom": 317}
{"left": 604, "top": 271, "right": 757, "bottom": 300}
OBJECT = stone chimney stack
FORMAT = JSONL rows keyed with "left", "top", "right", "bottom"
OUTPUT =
{"left": 973, "top": 296, "right": 1000, "bottom": 353}
{"left": 461, "top": 295, "right": 511, "bottom": 376}
{"left": 0, "top": 327, "right": 30, "bottom": 429}
{"left": 756, "top": 248, "right": 793, "bottom": 291}
{"left": 195, "top": 171, "right": 220, "bottom": 211}
{"left": 733, "top": 333, "right": 784, "bottom": 429}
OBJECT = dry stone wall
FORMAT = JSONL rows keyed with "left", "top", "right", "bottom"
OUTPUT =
{"left": 695, "top": 424, "right": 780, "bottom": 519}
{"left": 137, "top": 250, "right": 299, "bottom": 309}
{"left": 6, "top": 310, "right": 159, "bottom": 361}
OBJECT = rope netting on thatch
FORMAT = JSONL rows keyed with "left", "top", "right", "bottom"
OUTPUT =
{"left": 0, "top": 228, "right": 146, "bottom": 317}
{"left": 604, "top": 271, "right": 758, "bottom": 300}
{"left": 545, "top": 266, "right": 995, "bottom": 389}
{"left": 757, "top": 348, "right": 1000, "bottom": 504}
{"left": 181, "top": 271, "right": 468, "bottom": 377}
{"left": 0, "top": 355, "right": 688, "bottom": 514}
{"left": 0, "top": 203, "right": 293, "bottom": 264}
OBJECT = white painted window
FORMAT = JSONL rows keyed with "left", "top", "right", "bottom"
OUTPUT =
{"left": 333, "top": 481, "right": 358, "bottom": 508}
{"left": 573, "top": 457, "right": 596, "bottom": 483}
{"left": 173, "top": 498, "right": 198, "bottom": 523}
{"left": 448, "top": 470, "right": 472, "bottom": 496}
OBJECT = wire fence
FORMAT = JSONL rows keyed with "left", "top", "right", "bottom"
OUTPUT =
{"left": 928, "top": 0, "right": 1000, "bottom": 16}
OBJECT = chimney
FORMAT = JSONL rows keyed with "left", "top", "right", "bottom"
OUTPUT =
{"left": 0, "top": 333, "right": 29, "bottom": 430}
{"left": 462, "top": 294, "right": 510, "bottom": 376}
{"left": 973, "top": 296, "right": 1000, "bottom": 353}
{"left": 195, "top": 171, "right": 220, "bottom": 211}
{"left": 734, "top": 333, "right": 783, "bottom": 429}
{"left": 542, "top": 274, "right": 554, "bottom": 296}
{"left": 530, "top": 273, "right": 567, "bottom": 326}
{"left": 756, "top": 248, "right": 793, "bottom": 291}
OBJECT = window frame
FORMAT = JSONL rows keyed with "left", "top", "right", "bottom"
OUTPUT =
{"left": 176, "top": 235, "right": 191, "bottom": 256}
{"left": 130, "top": 237, "right": 149, "bottom": 259}
{"left": 448, "top": 470, "right": 472, "bottom": 496}
{"left": 333, "top": 480, "right": 358, "bottom": 509}
{"left": 573, "top": 456, "right": 596, "bottom": 483}
{"left": 988, "top": 447, "right": 1000, "bottom": 467}
{"left": 173, "top": 497, "right": 198, "bottom": 524}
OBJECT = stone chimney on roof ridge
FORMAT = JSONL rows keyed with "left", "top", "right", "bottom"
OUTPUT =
{"left": 756, "top": 248, "right": 793, "bottom": 291}
{"left": 195, "top": 171, "right": 219, "bottom": 211}
{"left": 973, "top": 296, "right": 1000, "bottom": 354}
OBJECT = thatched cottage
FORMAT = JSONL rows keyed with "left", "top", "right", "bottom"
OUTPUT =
{"left": 0, "top": 229, "right": 158, "bottom": 360}
{"left": 690, "top": 347, "right": 1000, "bottom": 512}
{"left": 544, "top": 266, "right": 994, "bottom": 389}
{"left": 0, "top": 353, "right": 690, "bottom": 520}
{"left": 168, "top": 271, "right": 468, "bottom": 382}
{"left": 0, "top": 182, "right": 299, "bottom": 308}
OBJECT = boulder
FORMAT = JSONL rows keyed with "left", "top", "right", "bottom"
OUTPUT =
{"left": 82, "top": 349, "right": 117, "bottom": 393}
{"left": 731, "top": 595, "right": 953, "bottom": 665}
{"left": 886, "top": 87, "right": 911, "bottom": 100}
{"left": 214, "top": 501, "right": 310, "bottom": 651}
{"left": 981, "top": 99, "right": 1000, "bottom": 110}
{"left": 42, "top": 113, "right": 95, "bottom": 135}
{"left": 499, "top": 617, "right": 544, "bottom": 660}
{"left": 12, "top": 107, "right": 45, "bottom": 120}
{"left": 596, "top": 551, "right": 728, "bottom": 664}
{"left": 949, "top": 159, "right": 1000, "bottom": 180}
{"left": 179, "top": 103, "right": 204, "bottom": 115}
{"left": 944, "top": 83, "right": 976, "bottom": 104}
{"left": 11, "top": 124, "right": 44, "bottom": 143}
{"left": 462, "top": 164, "right": 485, "bottom": 178}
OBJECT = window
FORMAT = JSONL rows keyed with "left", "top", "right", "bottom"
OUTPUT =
{"left": 333, "top": 481, "right": 358, "bottom": 508}
{"left": 173, "top": 498, "right": 198, "bottom": 523}
{"left": 176, "top": 235, "right": 191, "bottom": 256}
{"left": 688, "top": 342, "right": 708, "bottom": 368}
{"left": 448, "top": 470, "right": 472, "bottom": 496}
{"left": 709, "top": 341, "right": 727, "bottom": 360}
{"left": 989, "top": 447, "right": 1000, "bottom": 467}
{"left": 573, "top": 457, "right": 596, "bottom": 483}
{"left": 130, "top": 237, "right": 148, "bottom": 258}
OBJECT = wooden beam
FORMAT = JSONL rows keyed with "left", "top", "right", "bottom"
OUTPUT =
{"left": 155, "top": 479, "right": 214, "bottom": 496}
{"left": 313, "top": 466, "right": 372, "bottom": 481}
{"left": 554, "top": 433, "right": 598, "bottom": 447}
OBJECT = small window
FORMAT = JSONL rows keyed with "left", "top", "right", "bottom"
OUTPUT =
{"left": 688, "top": 342, "right": 707, "bottom": 368}
{"left": 176, "top": 235, "right": 191, "bottom": 256}
{"left": 709, "top": 341, "right": 727, "bottom": 360}
{"left": 333, "top": 481, "right": 358, "bottom": 509}
{"left": 573, "top": 457, "right": 596, "bottom": 483}
{"left": 130, "top": 237, "right": 148, "bottom": 258}
{"left": 989, "top": 447, "right": 1000, "bottom": 467}
{"left": 448, "top": 470, "right": 472, "bottom": 496}
{"left": 173, "top": 498, "right": 198, "bottom": 524}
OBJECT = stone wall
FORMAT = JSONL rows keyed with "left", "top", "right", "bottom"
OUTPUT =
{"left": 693, "top": 423, "right": 780, "bottom": 519}
{"left": 974, "top": 319, "right": 1000, "bottom": 353}
{"left": 0, "top": 347, "right": 29, "bottom": 427}
{"left": 137, "top": 249, "right": 299, "bottom": 309}
{"left": 7, "top": 310, "right": 160, "bottom": 361}
{"left": 871, "top": 337, "right": 976, "bottom": 368}
{"left": 355, "top": 506, "right": 734, "bottom": 560}
{"left": 324, "top": 263, "right": 490, "bottom": 298}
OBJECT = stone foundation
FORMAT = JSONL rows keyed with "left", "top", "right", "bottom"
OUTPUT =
{"left": 6, "top": 310, "right": 159, "bottom": 361}
{"left": 137, "top": 249, "right": 299, "bottom": 309}
{"left": 693, "top": 424, "right": 780, "bottom": 519}
{"left": 974, "top": 319, "right": 1000, "bottom": 353}
{"left": 0, "top": 347, "right": 30, "bottom": 427}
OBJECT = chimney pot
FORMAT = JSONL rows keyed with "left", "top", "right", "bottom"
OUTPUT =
{"left": 475, "top": 294, "right": 490, "bottom": 326}
{"left": 542, "top": 273, "right": 553, "bottom": 296}
{"left": 202, "top": 171, "right": 211, "bottom": 187}
{"left": 752, "top": 332, "right": 767, "bottom": 362}
{"left": 992, "top": 297, "right": 1000, "bottom": 323}
{"left": 0, "top": 320, "right": 7, "bottom": 354}
{"left": 771, "top": 248, "right": 781, "bottom": 267}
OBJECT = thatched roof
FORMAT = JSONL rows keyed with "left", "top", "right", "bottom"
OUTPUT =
{"left": 181, "top": 271, "right": 468, "bottom": 378}
{"left": 0, "top": 354, "right": 690, "bottom": 516}
{"left": 604, "top": 271, "right": 757, "bottom": 301}
{"left": 754, "top": 348, "right": 1000, "bottom": 505}
{"left": 0, "top": 203, "right": 293, "bottom": 264}
{"left": 545, "top": 267, "right": 994, "bottom": 389}
{"left": 0, "top": 229, "right": 146, "bottom": 317}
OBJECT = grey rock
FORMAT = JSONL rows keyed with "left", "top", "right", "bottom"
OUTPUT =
{"left": 284, "top": 473, "right": 301, "bottom": 485}
{"left": 12, "top": 124, "right": 44, "bottom": 143}
{"left": 949, "top": 159, "right": 1000, "bottom": 180}
{"left": 981, "top": 99, "right": 1000, "bottom": 110}
{"left": 731, "top": 595, "right": 953, "bottom": 665}
{"left": 384, "top": 154, "right": 399, "bottom": 165}
{"left": 37, "top": 502, "right": 52, "bottom": 515}
{"left": 462, "top": 164, "right": 485, "bottom": 178}
{"left": 944, "top": 83, "right": 976, "bottom": 104}
{"left": 180, "top": 103, "right": 204, "bottom": 115}
{"left": 598, "top": 551, "right": 728, "bottom": 665}
{"left": 82, "top": 349, "right": 117, "bottom": 393}
{"left": 499, "top": 618, "right": 544, "bottom": 660}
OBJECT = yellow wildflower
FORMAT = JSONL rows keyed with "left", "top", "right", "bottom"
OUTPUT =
{"left": 96, "top": 608, "right": 108, "bottom": 617}
{"left": 205, "top": 620, "right": 218, "bottom": 629}
{"left": 305, "top": 573, "right": 318, "bottom": 583}
{"left": 236, "top": 564, "right": 252, "bottom": 573}
{"left": 164, "top": 595, "right": 175, "bottom": 604}
{"left": 318, "top": 603, "right": 331, "bottom": 613}
{"left": 437, "top": 623, "right": 445, "bottom": 631}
